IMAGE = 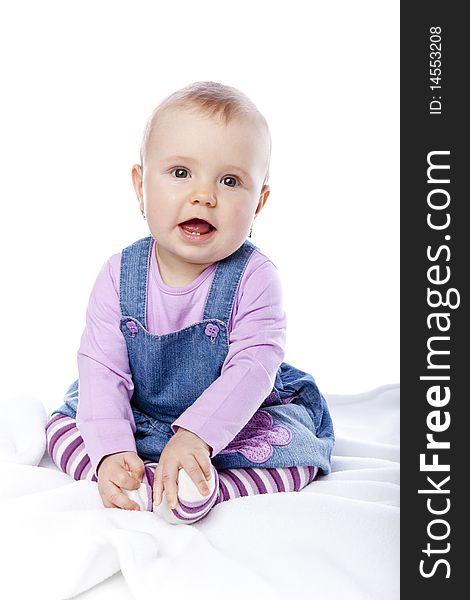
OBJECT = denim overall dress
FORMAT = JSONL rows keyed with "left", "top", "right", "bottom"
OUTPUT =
{"left": 52, "top": 236, "right": 335, "bottom": 474}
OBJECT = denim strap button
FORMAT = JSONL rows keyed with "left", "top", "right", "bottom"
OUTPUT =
{"left": 126, "top": 321, "right": 139, "bottom": 337}
{"left": 204, "top": 323, "right": 219, "bottom": 343}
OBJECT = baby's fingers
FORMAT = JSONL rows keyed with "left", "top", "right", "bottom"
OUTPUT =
{"left": 183, "top": 455, "right": 212, "bottom": 496}
{"left": 153, "top": 464, "right": 179, "bottom": 509}
{"left": 162, "top": 469, "right": 180, "bottom": 509}
{"left": 153, "top": 472, "right": 164, "bottom": 507}
{"left": 102, "top": 481, "right": 141, "bottom": 511}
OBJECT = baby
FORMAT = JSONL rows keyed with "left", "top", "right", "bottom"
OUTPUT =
{"left": 45, "top": 81, "right": 335, "bottom": 525}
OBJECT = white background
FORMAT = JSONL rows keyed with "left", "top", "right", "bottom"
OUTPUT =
{"left": 0, "top": 0, "right": 399, "bottom": 414}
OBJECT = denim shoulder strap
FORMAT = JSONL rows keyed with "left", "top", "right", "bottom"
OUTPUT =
{"left": 203, "top": 239, "right": 258, "bottom": 324}
{"left": 119, "top": 235, "right": 153, "bottom": 327}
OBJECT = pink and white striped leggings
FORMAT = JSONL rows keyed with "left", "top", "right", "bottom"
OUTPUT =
{"left": 46, "top": 413, "right": 318, "bottom": 524}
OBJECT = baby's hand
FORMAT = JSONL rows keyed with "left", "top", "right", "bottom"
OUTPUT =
{"left": 153, "top": 428, "right": 213, "bottom": 509}
{"left": 97, "top": 451, "right": 145, "bottom": 511}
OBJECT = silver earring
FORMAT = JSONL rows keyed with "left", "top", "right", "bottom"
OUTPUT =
{"left": 141, "top": 211, "right": 146, "bottom": 220}
{"left": 248, "top": 225, "right": 253, "bottom": 238}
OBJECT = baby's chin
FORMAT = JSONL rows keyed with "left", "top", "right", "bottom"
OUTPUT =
{"left": 179, "top": 235, "right": 245, "bottom": 264}
{"left": 154, "top": 227, "right": 247, "bottom": 263}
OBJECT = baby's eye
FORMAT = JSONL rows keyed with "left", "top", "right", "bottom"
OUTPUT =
{"left": 170, "top": 167, "right": 189, "bottom": 178}
{"left": 221, "top": 176, "right": 240, "bottom": 188}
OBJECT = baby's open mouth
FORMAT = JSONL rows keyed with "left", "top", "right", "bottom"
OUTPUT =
{"left": 178, "top": 218, "right": 216, "bottom": 237}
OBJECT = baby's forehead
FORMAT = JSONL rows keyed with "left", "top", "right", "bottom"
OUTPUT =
{"left": 152, "top": 108, "right": 247, "bottom": 143}
{"left": 143, "top": 104, "right": 270, "bottom": 175}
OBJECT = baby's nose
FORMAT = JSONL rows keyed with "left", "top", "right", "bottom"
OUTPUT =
{"left": 191, "top": 191, "right": 216, "bottom": 206}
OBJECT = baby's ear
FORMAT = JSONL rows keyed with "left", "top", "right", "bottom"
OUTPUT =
{"left": 256, "top": 185, "right": 270, "bottom": 214}
{"left": 131, "top": 164, "right": 144, "bottom": 202}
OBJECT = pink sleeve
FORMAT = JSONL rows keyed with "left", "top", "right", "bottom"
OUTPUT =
{"left": 170, "top": 257, "right": 287, "bottom": 457}
{"left": 75, "top": 255, "right": 138, "bottom": 477}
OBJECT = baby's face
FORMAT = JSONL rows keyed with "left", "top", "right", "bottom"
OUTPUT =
{"left": 133, "top": 107, "right": 270, "bottom": 269}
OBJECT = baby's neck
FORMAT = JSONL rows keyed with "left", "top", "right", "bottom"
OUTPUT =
{"left": 155, "top": 245, "right": 214, "bottom": 288}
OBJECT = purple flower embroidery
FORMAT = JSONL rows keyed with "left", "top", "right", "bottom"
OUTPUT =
{"left": 219, "top": 410, "right": 292, "bottom": 464}
{"left": 126, "top": 321, "right": 139, "bottom": 337}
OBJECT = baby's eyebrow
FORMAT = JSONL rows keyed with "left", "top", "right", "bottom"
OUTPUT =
{"left": 224, "top": 165, "right": 252, "bottom": 181}
{"left": 164, "top": 155, "right": 195, "bottom": 164}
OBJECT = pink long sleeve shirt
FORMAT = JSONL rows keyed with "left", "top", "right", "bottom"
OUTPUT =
{"left": 76, "top": 238, "right": 287, "bottom": 476}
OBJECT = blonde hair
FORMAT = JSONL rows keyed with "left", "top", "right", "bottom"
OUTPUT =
{"left": 139, "top": 81, "right": 271, "bottom": 186}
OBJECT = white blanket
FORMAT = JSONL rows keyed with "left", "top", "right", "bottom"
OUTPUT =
{"left": 1, "top": 385, "right": 399, "bottom": 600}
